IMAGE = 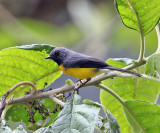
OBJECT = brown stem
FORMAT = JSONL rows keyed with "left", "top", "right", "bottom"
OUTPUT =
{"left": 0, "top": 81, "right": 37, "bottom": 118}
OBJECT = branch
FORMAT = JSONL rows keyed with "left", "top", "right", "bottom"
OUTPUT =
{"left": 1, "top": 104, "right": 8, "bottom": 119}
{"left": 6, "top": 70, "right": 160, "bottom": 108}
{"left": 86, "top": 71, "right": 140, "bottom": 86}
{"left": 0, "top": 92, "right": 8, "bottom": 117}
{"left": 6, "top": 72, "right": 140, "bottom": 105}
{"left": 8, "top": 84, "right": 75, "bottom": 105}
{"left": 141, "top": 74, "right": 160, "bottom": 82}
{"left": 137, "top": 27, "right": 145, "bottom": 63}
{"left": 122, "top": 60, "right": 146, "bottom": 70}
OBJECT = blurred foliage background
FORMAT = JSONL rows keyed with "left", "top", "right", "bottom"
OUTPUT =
{"left": 0, "top": 0, "right": 158, "bottom": 59}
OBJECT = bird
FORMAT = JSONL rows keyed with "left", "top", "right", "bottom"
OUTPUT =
{"left": 45, "top": 47, "right": 141, "bottom": 89}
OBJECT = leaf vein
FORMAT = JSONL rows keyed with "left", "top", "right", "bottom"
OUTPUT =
{"left": 0, "top": 55, "right": 50, "bottom": 71}
{"left": 0, "top": 65, "right": 36, "bottom": 77}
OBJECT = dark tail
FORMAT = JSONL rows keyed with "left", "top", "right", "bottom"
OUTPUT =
{"left": 105, "top": 65, "right": 141, "bottom": 77}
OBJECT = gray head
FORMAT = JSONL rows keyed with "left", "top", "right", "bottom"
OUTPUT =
{"left": 45, "top": 47, "right": 68, "bottom": 65}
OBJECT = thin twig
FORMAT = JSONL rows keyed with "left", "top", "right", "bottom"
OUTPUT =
{"left": 156, "top": 25, "right": 160, "bottom": 53}
{"left": 141, "top": 74, "right": 160, "bottom": 82}
{"left": 0, "top": 92, "right": 9, "bottom": 118}
{"left": 50, "top": 96, "right": 65, "bottom": 107}
{"left": 8, "top": 81, "right": 37, "bottom": 94}
{"left": 1, "top": 104, "right": 8, "bottom": 119}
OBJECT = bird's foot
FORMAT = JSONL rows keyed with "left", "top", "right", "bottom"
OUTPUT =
{"left": 74, "top": 78, "right": 91, "bottom": 94}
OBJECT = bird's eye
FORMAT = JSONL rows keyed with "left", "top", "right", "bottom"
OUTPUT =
{"left": 55, "top": 51, "right": 60, "bottom": 57}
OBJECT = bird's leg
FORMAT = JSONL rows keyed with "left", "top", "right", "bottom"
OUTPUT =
{"left": 74, "top": 78, "right": 91, "bottom": 92}
{"left": 74, "top": 79, "right": 82, "bottom": 94}
{"left": 77, "top": 79, "right": 83, "bottom": 84}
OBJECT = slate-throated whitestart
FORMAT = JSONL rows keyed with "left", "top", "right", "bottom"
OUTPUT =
{"left": 45, "top": 47, "right": 141, "bottom": 82}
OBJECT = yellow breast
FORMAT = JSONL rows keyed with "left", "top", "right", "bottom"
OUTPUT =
{"left": 59, "top": 65, "right": 101, "bottom": 79}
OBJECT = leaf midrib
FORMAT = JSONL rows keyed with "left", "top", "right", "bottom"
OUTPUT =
{"left": 33, "top": 68, "right": 61, "bottom": 83}
{"left": 127, "top": 0, "right": 143, "bottom": 34}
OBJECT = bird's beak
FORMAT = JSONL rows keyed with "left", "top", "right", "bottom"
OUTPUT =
{"left": 45, "top": 56, "right": 51, "bottom": 59}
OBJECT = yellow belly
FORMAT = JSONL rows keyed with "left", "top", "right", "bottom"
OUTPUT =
{"left": 59, "top": 65, "right": 101, "bottom": 79}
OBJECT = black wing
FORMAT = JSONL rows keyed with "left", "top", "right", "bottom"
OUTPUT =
{"left": 63, "top": 55, "right": 109, "bottom": 68}
{"left": 63, "top": 54, "right": 141, "bottom": 77}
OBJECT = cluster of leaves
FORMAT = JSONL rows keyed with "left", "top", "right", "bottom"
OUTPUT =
{"left": 101, "top": 58, "right": 160, "bottom": 133}
{"left": 1, "top": 94, "right": 120, "bottom": 133}
{"left": 99, "top": 0, "right": 160, "bottom": 132}
{"left": 0, "top": 0, "right": 160, "bottom": 133}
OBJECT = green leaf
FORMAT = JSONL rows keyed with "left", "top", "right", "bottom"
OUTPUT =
{"left": 43, "top": 99, "right": 60, "bottom": 127}
{"left": 100, "top": 58, "right": 160, "bottom": 132}
{"left": 115, "top": 0, "right": 160, "bottom": 35}
{"left": 6, "top": 98, "right": 59, "bottom": 130}
{"left": 65, "top": 79, "right": 74, "bottom": 85}
{"left": 145, "top": 53, "right": 160, "bottom": 78}
{"left": 12, "top": 44, "right": 55, "bottom": 54}
{"left": 0, "top": 44, "right": 62, "bottom": 97}
{"left": 123, "top": 100, "right": 160, "bottom": 133}
{"left": 113, "top": 58, "right": 135, "bottom": 65}
{"left": 5, "top": 105, "right": 29, "bottom": 126}
{"left": 83, "top": 99, "right": 103, "bottom": 108}
{"left": 34, "top": 94, "right": 101, "bottom": 133}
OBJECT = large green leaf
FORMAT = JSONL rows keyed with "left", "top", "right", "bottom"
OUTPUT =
{"left": 0, "top": 44, "right": 62, "bottom": 97}
{"left": 115, "top": 0, "right": 160, "bottom": 35}
{"left": 100, "top": 58, "right": 160, "bottom": 133}
{"left": 145, "top": 53, "right": 160, "bottom": 78}
{"left": 123, "top": 100, "right": 160, "bottom": 133}
{"left": 35, "top": 94, "right": 100, "bottom": 133}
